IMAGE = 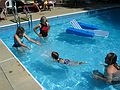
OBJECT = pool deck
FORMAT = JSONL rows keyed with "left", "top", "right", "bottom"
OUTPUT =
{"left": 0, "top": 39, "right": 43, "bottom": 90}
{"left": 0, "top": 2, "right": 120, "bottom": 90}
{"left": 1, "top": 3, "right": 120, "bottom": 26}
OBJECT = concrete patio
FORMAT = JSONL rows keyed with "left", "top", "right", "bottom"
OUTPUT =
{"left": 0, "top": 39, "right": 43, "bottom": 90}
{"left": 1, "top": 2, "right": 119, "bottom": 26}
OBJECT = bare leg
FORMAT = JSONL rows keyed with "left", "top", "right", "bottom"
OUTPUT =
{"left": 67, "top": 61, "right": 81, "bottom": 66}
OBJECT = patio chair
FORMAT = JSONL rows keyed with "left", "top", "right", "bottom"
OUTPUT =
{"left": 34, "top": 0, "right": 44, "bottom": 11}
{"left": 5, "top": 0, "right": 17, "bottom": 14}
{"left": 14, "top": 0, "right": 40, "bottom": 13}
{"left": 43, "top": 0, "right": 56, "bottom": 10}
{"left": 48, "top": 0, "right": 56, "bottom": 9}
{"left": 0, "top": 8, "right": 7, "bottom": 20}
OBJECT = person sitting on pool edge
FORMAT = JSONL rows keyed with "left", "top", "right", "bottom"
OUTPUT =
{"left": 51, "top": 51, "right": 86, "bottom": 66}
{"left": 93, "top": 52, "right": 120, "bottom": 84}
{"left": 34, "top": 16, "right": 50, "bottom": 37}
{"left": 13, "top": 26, "right": 41, "bottom": 49}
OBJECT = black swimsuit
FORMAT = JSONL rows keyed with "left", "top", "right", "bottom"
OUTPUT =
{"left": 13, "top": 36, "right": 23, "bottom": 47}
{"left": 58, "top": 58, "right": 70, "bottom": 64}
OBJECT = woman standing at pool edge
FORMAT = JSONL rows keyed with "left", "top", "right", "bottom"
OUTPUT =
{"left": 51, "top": 51, "right": 86, "bottom": 66}
{"left": 13, "top": 26, "right": 41, "bottom": 49}
{"left": 34, "top": 16, "right": 50, "bottom": 37}
{"left": 93, "top": 52, "right": 120, "bottom": 84}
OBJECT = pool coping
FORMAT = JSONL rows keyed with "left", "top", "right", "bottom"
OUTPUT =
{"left": 0, "top": 5, "right": 119, "bottom": 28}
{"left": 0, "top": 39, "right": 44, "bottom": 90}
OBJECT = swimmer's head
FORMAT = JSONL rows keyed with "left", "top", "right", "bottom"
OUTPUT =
{"left": 105, "top": 52, "right": 117, "bottom": 65}
{"left": 51, "top": 51, "right": 59, "bottom": 60}
{"left": 40, "top": 16, "right": 47, "bottom": 25}
{"left": 16, "top": 26, "right": 25, "bottom": 36}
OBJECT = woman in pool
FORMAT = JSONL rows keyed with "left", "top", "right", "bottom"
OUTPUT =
{"left": 13, "top": 26, "right": 41, "bottom": 49}
{"left": 93, "top": 52, "right": 120, "bottom": 84}
{"left": 51, "top": 51, "right": 86, "bottom": 66}
{"left": 34, "top": 16, "right": 50, "bottom": 37}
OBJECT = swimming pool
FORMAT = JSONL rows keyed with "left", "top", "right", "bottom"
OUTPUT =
{"left": 1, "top": 7, "right": 120, "bottom": 90}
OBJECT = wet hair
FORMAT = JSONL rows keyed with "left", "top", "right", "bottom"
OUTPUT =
{"left": 105, "top": 53, "right": 117, "bottom": 65}
{"left": 51, "top": 51, "right": 59, "bottom": 60}
{"left": 40, "top": 16, "right": 47, "bottom": 25}
{"left": 105, "top": 52, "right": 120, "bottom": 70}
{"left": 16, "top": 26, "right": 25, "bottom": 36}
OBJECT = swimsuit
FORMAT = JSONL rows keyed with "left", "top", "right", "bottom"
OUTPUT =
{"left": 112, "top": 71, "right": 120, "bottom": 82}
{"left": 40, "top": 23, "right": 49, "bottom": 37}
{"left": 103, "top": 66, "right": 120, "bottom": 83}
{"left": 58, "top": 58, "right": 70, "bottom": 64}
{"left": 13, "top": 36, "right": 23, "bottom": 47}
{"left": 64, "top": 59, "right": 70, "bottom": 64}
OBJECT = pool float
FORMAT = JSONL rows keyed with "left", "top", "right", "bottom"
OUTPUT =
{"left": 66, "top": 20, "right": 109, "bottom": 37}
{"left": 78, "top": 22, "right": 98, "bottom": 30}
{"left": 66, "top": 27, "right": 94, "bottom": 37}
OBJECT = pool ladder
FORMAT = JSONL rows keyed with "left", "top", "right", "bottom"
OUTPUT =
{"left": 28, "top": 14, "right": 33, "bottom": 31}
{"left": 11, "top": 6, "right": 21, "bottom": 27}
{"left": 23, "top": 7, "right": 33, "bottom": 31}
{"left": 12, "top": 7, "right": 33, "bottom": 30}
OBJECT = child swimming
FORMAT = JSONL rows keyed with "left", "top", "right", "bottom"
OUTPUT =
{"left": 51, "top": 51, "right": 86, "bottom": 66}
{"left": 13, "top": 26, "right": 41, "bottom": 50}
{"left": 34, "top": 16, "right": 50, "bottom": 37}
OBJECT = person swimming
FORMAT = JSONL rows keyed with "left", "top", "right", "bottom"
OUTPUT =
{"left": 51, "top": 51, "right": 86, "bottom": 66}
{"left": 93, "top": 52, "right": 120, "bottom": 84}
{"left": 13, "top": 26, "right": 41, "bottom": 49}
{"left": 34, "top": 16, "right": 50, "bottom": 37}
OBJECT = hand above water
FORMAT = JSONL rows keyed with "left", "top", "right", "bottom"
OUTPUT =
{"left": 35, "top": 41, "right": 42, "bottom": 46}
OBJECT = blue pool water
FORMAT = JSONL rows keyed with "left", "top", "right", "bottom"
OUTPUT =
{"left": 1, "top": 7, "right": 120, "bottom": 90}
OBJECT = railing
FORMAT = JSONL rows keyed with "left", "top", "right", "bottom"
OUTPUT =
{"left": 18, "top": 16, "right": 21, "bottom": 26}
{"left": 11, "top": 5, "right": 33, "bottom": 31}
{"left": 29, "top": 14, "right": 33, "bottom": 31}
{"left": 13, "top": 6, "right": 32, "bottom": 30}
{"left": 23, "top": 6, "right": 30, "bottom": 18}
{"left": 24, "top": 7, "right": 33, "bottom": 31}
{"left": 11, "top": 6, "right": 20, "bottom": 27}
